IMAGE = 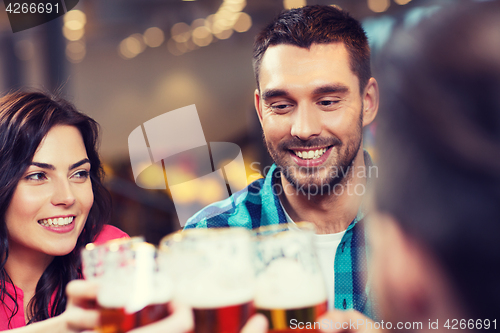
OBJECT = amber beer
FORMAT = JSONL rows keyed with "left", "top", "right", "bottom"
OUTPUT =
{"left": 161, "top": 228, "right": 256, "bottom": 333}
{"left": 95, "top": 242, "right": 173, "bottom": 333}
{"left": 191, "top": 301, "right": 254, "bottom": 333}
{"left": 98, "top": 302, "right": 171, "bottom": 333}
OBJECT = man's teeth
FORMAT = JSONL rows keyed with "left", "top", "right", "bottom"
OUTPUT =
{"left": 294, "top": 148, "right": 328, "bottom": 160}
{"left": 38, "top": 217, "right": 74, "bottom": 227}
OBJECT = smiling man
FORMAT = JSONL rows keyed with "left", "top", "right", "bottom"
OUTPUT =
{"left": 186, "top": 5, "right": 378, "bottom": 318}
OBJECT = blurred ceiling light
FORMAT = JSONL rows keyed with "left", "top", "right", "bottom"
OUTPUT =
{"left": 191, "top": 18, "right": 206, "bottom": 29}
{"left": 176, "top": 40, "right": 189, "bottom": 53}
{"left": 63, "top": 26, "right": 84, "bottom": 41}
{"left": 214, "top": 28, "right": 233, "bottom": 40}
{"left": 167, "top": 39, "right": 184, "bottom": 56}
{"left": 247, "top": 173, "right": 263, "bottom": 185}
{"left": 192, "top": 26, "right": 213, "bottom": 46}
{"left": 66, "top": 41, "right": 86, "bottom": 63}
{"left": 223, "top": 1, "right": 246, "bottom": 12}
{"left": 205, "top": 14, "right": 215, "bottom": 30}
{"left": 130, "top": 33, "right": 146, "bottom": 53}
{"left": 198, "top": 178, "right": 225, "bottom": 205}
{"left": 64, "top": 10, "right": 86, "bottom": 25}
{"left": 144, "top": 27, "right": 164, "bottom": 47}
{"left": 186, "top": 38, "right": 199, "bottom": 50}
{"left": 172, "top": 178, "right": 200, "bottom": 204}
{"left": 171, "top": 22, "right": 191, "bottom": 43}
{"left": 215, "top": 9, "right": 233, "bottom": 23}
{"left": 284, "top": 0, "right": 306, "bottom": 9}
{"left": 394, "top": 0, "right": 411, "bottom": 4}
{"left": 136, "top": 164, "right": 167, "bottom": 189}
{"left": 368, "top": 0, "right": 390, "bottom": 12}
{"left": 233, "top": 12, "right": 252, "bottom": 32}
{"left": 213, "top": 17, "right": 232, "bottom": 31}
{"left": 64, "top": 20, "right": 84, "bottom": 30}
{"left": 119, "top": 39, "right": 137, "bottom": 59}
{"left": 14, "top": 40, "right": 34, "bottom": 61}
{"left": 119, "top": 35, "right": 145, "bottom": 59}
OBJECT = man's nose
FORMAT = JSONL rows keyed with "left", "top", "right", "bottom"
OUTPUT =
{"left": 51, "top": 179, "right": 76, "bottom": 207}
{"left": 290, "top": 105, "right": 322, "bottom": 140}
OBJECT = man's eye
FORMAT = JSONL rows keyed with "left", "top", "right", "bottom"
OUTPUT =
{"left": 25, "top": 172, "right": 47, "bottom": 181}
{"left": 319, "top": 100, "right": 340, "bottom": 106}
{"left": 270, "top": 103, "right": 293, "bottom": 112}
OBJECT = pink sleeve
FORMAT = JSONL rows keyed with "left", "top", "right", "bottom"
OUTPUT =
{"left": 93, "top": 225, "right": 129, "bottom": 245}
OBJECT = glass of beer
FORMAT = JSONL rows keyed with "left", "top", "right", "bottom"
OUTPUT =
{"left": 81, "top": 238, "right": 173, "bottom": 333}
{"left": 160, "top": 228, "right": 256, "bottom": 333}
{"left": 252, "top": 222, "right": 327, "bottom": 332}
{"left": 81, "top": 236, "right": 144, "bottom": 280}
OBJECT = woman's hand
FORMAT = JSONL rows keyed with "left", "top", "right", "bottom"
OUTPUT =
{"left": 62, "top": 279, "right": 100, "bottom": 332}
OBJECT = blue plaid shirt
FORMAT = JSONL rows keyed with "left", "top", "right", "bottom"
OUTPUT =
{"left": 185, "top": 152, "right": 376, "bottom": 319}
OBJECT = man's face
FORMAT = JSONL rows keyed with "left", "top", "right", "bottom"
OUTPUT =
{"left": 255, "top": 43, "right": 364, "bottom": 192}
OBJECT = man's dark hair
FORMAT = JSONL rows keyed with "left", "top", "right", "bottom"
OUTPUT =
{"left": 253, "top": 5, "right": 371, "bottom": 94}
{"left": 375, "top": 1, "right": 500, "bottom": 321}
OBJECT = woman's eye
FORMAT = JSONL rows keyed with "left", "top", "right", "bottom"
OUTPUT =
{"left": 25, "top": 172, "right": 47, "bottom": 181}
{"left": 72, "top": 170, "right": 90, "bottom": 181}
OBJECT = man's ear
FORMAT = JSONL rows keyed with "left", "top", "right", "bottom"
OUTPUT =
{"left": 362, "top": 77, "right": 379, "bottom": 127}
{"left": 254, "top": 89, "right": 264, "bottom": 127}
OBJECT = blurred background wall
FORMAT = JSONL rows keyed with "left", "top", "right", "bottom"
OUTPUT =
{"left": 0, "top": 0, "right": 486, "bottom": 243}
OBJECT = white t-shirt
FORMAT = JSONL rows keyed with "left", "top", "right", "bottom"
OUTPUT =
{"left": 280, "top": 201, "right": 346, "bottom": 310}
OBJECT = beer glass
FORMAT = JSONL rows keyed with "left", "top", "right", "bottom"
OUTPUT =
{"left": 81, "top": 236, "right": 144, "bottom": 280}
{"left": 253, "top": 223, "right": 327, "bottom": 332}
{"left": 81, "top": 238, "right": 173, "bottom": 333}
{"left": 160, "top": 228, "right": 255, "bottom": 333}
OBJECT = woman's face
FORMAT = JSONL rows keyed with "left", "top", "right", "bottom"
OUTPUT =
{"left": 5, "top": 125, "right": 94, "bottom": 258}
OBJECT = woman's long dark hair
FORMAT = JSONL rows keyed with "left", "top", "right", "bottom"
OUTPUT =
{"left": 0, "top": 91, "right": 111, "bottom": 327}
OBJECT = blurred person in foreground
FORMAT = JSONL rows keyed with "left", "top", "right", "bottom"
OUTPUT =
{"left": 185, "top": 5, "right": 379, "bottom": 319}
{"left": 0, "top": 91, "right": 128, "bottom": 332}
{"left": 320, "top": 1, "right": 500, "bottom": 332}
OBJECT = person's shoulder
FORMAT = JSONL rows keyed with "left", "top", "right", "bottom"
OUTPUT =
{"left": 94, "top": 225, "right": 129, "bottom": 245}
{"left": 185, "top": 177, "right": 267, "bottom": 229}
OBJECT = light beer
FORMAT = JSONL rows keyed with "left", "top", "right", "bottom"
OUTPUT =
{"left": 253, "top": 238, "right": 328, "bottom": 333}
{"left": 256, "top": 302, "right": 327, "bottom": 333}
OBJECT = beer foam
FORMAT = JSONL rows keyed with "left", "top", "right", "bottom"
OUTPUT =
{"left": 173, "top": 265, "right": 255, "bottom": 308}
{"left": 98, "top": 283, "right": 130, "bottom": 308}
{"left": 254, "top": 258, "right": 327, "bottom": 309}
{"left": 175, "top": 284, "right": 254, "bottom": 308}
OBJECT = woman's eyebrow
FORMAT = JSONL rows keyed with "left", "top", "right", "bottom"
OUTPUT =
{"left": 30, "top": 158, "right": 90, "bottom": 171}
{"left": 31, "top": 162, "right": 55, "bottom": 170}
{"left": 70, "top": 158, "right": 90, "bottom": 170}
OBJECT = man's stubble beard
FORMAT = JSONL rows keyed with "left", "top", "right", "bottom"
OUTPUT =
{"left": 264, "top": 108, "right": 363, "bottom": 196}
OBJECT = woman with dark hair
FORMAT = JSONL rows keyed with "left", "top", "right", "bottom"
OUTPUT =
{"left": 0, "top": 91, "right": 128, "bottom": 331}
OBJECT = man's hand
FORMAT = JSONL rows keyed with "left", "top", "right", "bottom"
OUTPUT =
{"left": 319, "top": 310, "right": 382, "bottom": 333}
